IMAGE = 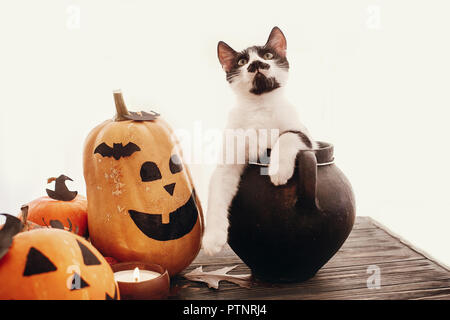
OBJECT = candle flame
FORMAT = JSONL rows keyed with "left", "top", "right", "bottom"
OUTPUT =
{"left": 133, "top": 267, "right": 140, "bottom": 282}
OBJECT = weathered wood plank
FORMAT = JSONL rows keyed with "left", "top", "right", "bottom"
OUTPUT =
{"left": 172, "top": 259, "right": 449, "bottom": 300}
{"left": 173, "top": 281, "right": 450, "bottom": 300}
{"left": 414, "top": 293, "right": 450, "bottom": 300}
{"left": 352, "top": 216, "right": 377, "bottom": 230}
{"left": 192, "top": 228, "right": 424, "bottom": 269}
{"left": 272, "top": 285, "right": 450, "bottom": 300}
{"left": 171, "top": 216, "right": 450, "bottom": 300}
{"left": 368, "top": 216, "right": 450, "bottom": 272}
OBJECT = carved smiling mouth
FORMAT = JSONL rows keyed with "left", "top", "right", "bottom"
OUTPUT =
{"left": 128, "top": 194, "right": 198, "bottom": 241}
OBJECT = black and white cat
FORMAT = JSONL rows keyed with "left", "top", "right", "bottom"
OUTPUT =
{"left": 202, "top": 27, "right": 318, "bottom": 255}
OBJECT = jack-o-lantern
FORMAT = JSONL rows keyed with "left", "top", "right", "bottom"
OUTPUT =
{"left": 25, "top": 175, "right": 88, "bottom": 237}
{"left": 83, "top": 91, "right": 204, "bottom": 276}
{"left": 0, "top": 214, "right": 119, "bottom": 300}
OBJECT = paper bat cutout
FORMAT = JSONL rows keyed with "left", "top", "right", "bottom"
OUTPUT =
{"left": 40, "top": 217, "right": 79, "bottom": 234}
{"left": 46, "top": 175, "right": 78, "bottom": 201}
{"left": 0, "top": 214, "right": 24, "bottom": 260}
{"left": 123, "top": 110, "right": 160, "bottom": 121}
{"left": 20, "top": 205, "right": 78, "bottom": 234}
{"left": 184, "top": 265, "right": 252, "bottom": 289}
{"left": 94, "top": 142, "right": 141, "bottom": 160}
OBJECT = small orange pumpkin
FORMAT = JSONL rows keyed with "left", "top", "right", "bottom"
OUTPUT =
{"left": 0, "top": 215, "right": 118, "bottom": 300}
{"left": 83, "top": 91, "right": 204, "bottom": 276}
{"left": 25, "top": 175, "right": 88, "bottom": 237}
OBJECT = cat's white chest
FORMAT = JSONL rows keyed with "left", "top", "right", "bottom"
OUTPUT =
{"left": 228, "top": 106, "right": 281, "bottom": 161}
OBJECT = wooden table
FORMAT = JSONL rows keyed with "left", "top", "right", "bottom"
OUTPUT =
{"left": 170, "top": 216, "right": 450, "bottom": 300}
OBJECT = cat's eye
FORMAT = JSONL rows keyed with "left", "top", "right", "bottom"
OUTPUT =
{"left": 237, "top": 58, "right": 248, "bottom": 66}
{"left": 263, "top": 52, "right": 274, "bottom": 60}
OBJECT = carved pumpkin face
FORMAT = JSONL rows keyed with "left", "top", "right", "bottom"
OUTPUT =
{"left": 0, "top": 228, "right": 118, "bottom": 300}
{"left": 83, "top": 92, "right": 203, "bottom": 276}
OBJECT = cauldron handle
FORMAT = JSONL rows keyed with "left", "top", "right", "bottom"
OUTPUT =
{"left": 297, "top": 150, "right": 318, "bottom": 209}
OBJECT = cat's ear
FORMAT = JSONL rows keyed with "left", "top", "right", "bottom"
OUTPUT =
{"left": 218, "top": 41, "right": 237, "bottom": 72}
{"left": 265, "top": 27, "right": 287, "bottom": 57}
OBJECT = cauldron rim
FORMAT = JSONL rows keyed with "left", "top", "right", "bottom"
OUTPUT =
{"left": 251, "top": 141, "right": 334, "bottom": 166}
{"left": 314, "top": 141, "right": 334, "bottom": 164}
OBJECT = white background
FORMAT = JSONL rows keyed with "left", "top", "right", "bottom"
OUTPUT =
{"left": 1, "top": 1, "right": 449, "bottom": 266}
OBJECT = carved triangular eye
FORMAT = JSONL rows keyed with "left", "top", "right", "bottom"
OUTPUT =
{"left": 76, "top": 240, "right": 101, "bottom": 266}
{"left": 105, "top": 286, "right": 118, "bottom": 300}
{"left": 23, "top": 247, "right": 57, "bottom": 276}
{"left": 105, "top": 293, "right": 114, "bottom": 300}
{"left": 70, "top": 272, "right": 90, "bottom": 290}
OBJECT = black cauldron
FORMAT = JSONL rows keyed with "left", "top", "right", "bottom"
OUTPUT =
{"left": 228, "top": 142, "right": 355, "bottom": 282}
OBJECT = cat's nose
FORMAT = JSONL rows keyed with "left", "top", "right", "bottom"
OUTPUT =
{"left": 247, "top": 60, "right": 270, "bottom": 73}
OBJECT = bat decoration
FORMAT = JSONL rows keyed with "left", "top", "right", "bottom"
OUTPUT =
{"left": 123, "top": 110, "right": 160, "bottom": 122}
{"left": 49, "top": 219, "right": 64, "bottom": 230}
{"left": 46, "top": 175, "right": 78, "bottom": 201}
{"left": 184, "top": 265, "right": 252, "bottom": 289}
{"left": 40, "top": 216, "right": 79, "bottom": 234}
{"left": 94, "top": 142, "right": 141, "bottom": 160}
{"left": 0, "top": 214, "right": 24, "bottom": 260}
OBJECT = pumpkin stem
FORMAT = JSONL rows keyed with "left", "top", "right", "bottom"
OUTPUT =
{"left": 20, "top": 205, "right": 29, "bottom": 225}
{"left": 19, "top": 204, "right": 45, "bottom": 231}
{"left": 113, "top": 90, "right": 131, "bottom": 121}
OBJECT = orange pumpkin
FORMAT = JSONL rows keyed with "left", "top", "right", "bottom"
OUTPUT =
{"left": 83, "top": 91, "right": 204, "bottom": 276}
{"left": 25, "top": 175, "right": 88, "bottom": 237}
{"left": 0, "top": 215, "right": 119, "bottom": 300}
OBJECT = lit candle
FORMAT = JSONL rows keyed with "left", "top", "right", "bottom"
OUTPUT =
{"left": 114, "top": 267, "right": 161, "bottom": 283}
{"left": 112, "top": 262, "right": 170, "bottom": 299}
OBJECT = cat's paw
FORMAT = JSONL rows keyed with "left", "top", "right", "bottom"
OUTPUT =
{"left": 202, "top": 228, "right": 228, "bottom": 256}
{"left": 268, "top": 156, "right": 295, "bottom": 186}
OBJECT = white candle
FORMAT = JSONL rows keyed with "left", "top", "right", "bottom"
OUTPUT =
{"left": 114, "top": 267, "right": 161, "bottom": 283}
